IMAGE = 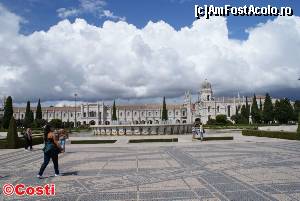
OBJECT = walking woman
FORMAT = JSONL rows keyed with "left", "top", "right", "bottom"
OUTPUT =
{"left": 37, "top": 125, "right": 63, "bottom": 178}
{"left": 24, "top": 128, "right": 33, "bottom": 151}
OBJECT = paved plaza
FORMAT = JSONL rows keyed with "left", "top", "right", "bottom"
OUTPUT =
{"left": 0, "top": 132, "right": 300, "bottom": 201}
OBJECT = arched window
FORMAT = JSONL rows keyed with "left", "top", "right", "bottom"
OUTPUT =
{"left": 208, "top": 106, "right": 211, "bottom": 113}
{"left": 207, "top": 95, "right": 210, "bottom": 101}
{"left": 217, "top": 106, "right": 220, "bottom": 113}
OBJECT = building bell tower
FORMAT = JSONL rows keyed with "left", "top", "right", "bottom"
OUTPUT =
{"left": 199, "top": 79, "right": 213, "bottom": 101}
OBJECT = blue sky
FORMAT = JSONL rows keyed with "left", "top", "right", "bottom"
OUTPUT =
{"left": 0, "top": 0, "right": 300, "bottom": 104}
{"left": 2, "top": 0, "right": 299, "bottom": 40}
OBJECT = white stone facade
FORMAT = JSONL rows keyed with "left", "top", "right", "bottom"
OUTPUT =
{"left": 10, "top": 80, "right": 280, "bottom": 125}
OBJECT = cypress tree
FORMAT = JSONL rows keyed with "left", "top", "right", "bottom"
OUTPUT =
{"left": 262, "top": 93, "right": 274, "bottom": 124}
{"left": 112, "top": 100, "right": 117, "bottom": 121}
{"left": 251, "top": 94, "right": 261, "bottom": 123}
{"left": 293, "top": 100, "right": 300, "bottom": 121}
{"left": 241, "top": 105, "right": 248, "bottom": 123}
{"left": 274, "top": 98, "right": 294, "bottom": 124}
{"left": 24, "top": 101, "right": 33, "bottom": 127}
{"left": 162, "top": 96, "right": 168, "bottom": 121}
{"left": 3, "top": 96, "right": 13, "bottom": 129}
{"left": 36, "top": 99, "right": 42, "bottom": 120}
{"left": 7, "top": 116, "right": 19, "bottom": 148}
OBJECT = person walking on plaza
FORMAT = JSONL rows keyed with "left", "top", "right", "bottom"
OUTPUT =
{"left": 24, "top": 128, "right": 33, "bottom": 151}
{"left": 58, "top": 129, "right": 68, "bottom": 152}
{"left": 199, "top": 123, "right": 204, "bottom": 141}
{"left": 37, "top": 125, "right": 63, "bottom": 178}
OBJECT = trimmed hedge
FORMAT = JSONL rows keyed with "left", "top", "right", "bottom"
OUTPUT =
{"left": 129, "top": 138, "right": 178, "bottom": 143}
{"left": 203, "top": 125, "right": 258, "bottom": 130}
{"left": 71, "top": 140, "right": 117, "bottom": 144}
{"left": 0, "top": 136, "right": 44, "bottom": 149}
{"left": 242, "top": 129, "right": 300, "bottom": 140}
{"left": 194, "top": 136, "right": 234, "bottom": 141}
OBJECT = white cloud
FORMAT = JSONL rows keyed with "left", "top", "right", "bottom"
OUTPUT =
{"left": 0, "top": 4, "right": 300, "bottom": 103}
{"left": 56, "top": 0, "right": 125, "bottom": 21}
{"left": 101, "top": 10, "right": 126, "bottom": 21}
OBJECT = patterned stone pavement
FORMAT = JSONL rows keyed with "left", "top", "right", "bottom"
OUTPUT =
{"left": 0, "top": 138, "right": 300, "bottom": 201}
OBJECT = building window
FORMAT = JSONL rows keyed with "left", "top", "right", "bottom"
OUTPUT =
{"left": 83, "top": 112, "right": 86, "bottom": 117}
{"left": 208, "top": 106, "right": 211, "bottom": 113}
{"left": 120, "top": 112, "right": 122, "bottom": 117}
{"left": 207, "top": 95, "right": 210, "bottom": 101}
{"left": 176, "top": 111, "right": 178, "bottom": 115}
{"left": 70, "top": 113, "right": 73, "bottom": 117}
{"left": 141, "top": 112, "right": 144, "bottom": 116}
{"left": 89, "top": 111, "right": 96, "bottom": 117}
{"left": 156, "top": 112, "right": 158, "bottom": 116}
{"left": 148, "top": 112, "right": 151, "bottom": 116}
{"left": 134, "top": 112, "right": 137, "bottom": 116}
{"left": 182, "top": 111, "right": 186, "bottom": 116}
{"left": 217, "top": 106, "right": 220, "bottom": 113}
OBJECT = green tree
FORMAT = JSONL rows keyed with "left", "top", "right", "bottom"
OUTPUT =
{"left": 251, "top": 94, "right": 261, "bottom": 123}
{"left": 7, "top": 117, "right": 19, "bottom": 148}
{"left": 274, "top": 98, "right": 294, "bottom": 124}
{"left": 262, "top": 93, "right": 274, "bottom": 123}
{"left": 24, "top": 101, "right": 34, "bottom": 128}
{"left": 36, "top": 99, "right": 42, "bottom": 120}
{"left": 3, "top": 96, "right": 13, "bottom": 129}
{"left": 293, "top": 100, "right": 300, "bottom": 121}
{"left": 240, "top": 105, "right": 249, "bottom": 124}
{"left": 49, "top": 119, "right": 63, "bottom": 128}
{"left": 112, "top": 100, "right": 117, "bottom": 121}
{"left": 216, "top": 114, "right": 232, "bottom": 125}
{"left": 161, "top": 96, "right": 168, "bottom": 121}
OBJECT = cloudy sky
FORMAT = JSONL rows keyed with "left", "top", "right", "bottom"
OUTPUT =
{"left": 0, "top": 0, "right": 300, "bottom": 106}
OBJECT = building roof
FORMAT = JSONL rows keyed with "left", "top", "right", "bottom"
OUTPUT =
{"left": 115, "top": 104, "right": 184, "bottom": 110}
{"left": 13, "top": 106, "right": 81, "bottom": 113}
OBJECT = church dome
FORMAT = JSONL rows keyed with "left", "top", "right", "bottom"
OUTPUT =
{"left": 201, "top": 79, "right": 212, "bottom": 89}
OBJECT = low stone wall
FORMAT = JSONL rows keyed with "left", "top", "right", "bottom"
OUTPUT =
{"left": 90, "top": 124, "right": 193, "bottom": 136}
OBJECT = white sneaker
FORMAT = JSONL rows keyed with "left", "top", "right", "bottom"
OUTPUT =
{"left": 37, "top": 175, "right": 42, "bottom": 179}
{"left": 54, "top": 174, "right": 61, "bottom": 177}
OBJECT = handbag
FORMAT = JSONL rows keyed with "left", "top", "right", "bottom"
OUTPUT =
{"left": 43, "top": 141, "right": 61, "bottom": 155}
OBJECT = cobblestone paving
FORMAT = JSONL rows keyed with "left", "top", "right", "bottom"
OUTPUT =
{"left": 0, "top": 140, "right": 300, "bottom": 201}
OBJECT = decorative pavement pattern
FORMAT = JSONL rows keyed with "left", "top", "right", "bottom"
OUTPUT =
{"left": 0, "top": 140, "right": 300, "bottom": 201}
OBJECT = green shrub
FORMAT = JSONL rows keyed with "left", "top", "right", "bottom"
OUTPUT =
{"left": 242, "top": 129, "right": 299, "bottom": 140}
{"left": 0, "top": 136, "right": 44, "bottom": 149}
{"left": 71, "top": 140, "right": 116, "bottom": 144}
{"left": 129, "top": 138, "right": 178, "bottom": 143}
{"left": 195, "top": 136, "right": 233, "bottom": 141}
{"left": 6, "top": 117, "right": 20, "bottom": 148}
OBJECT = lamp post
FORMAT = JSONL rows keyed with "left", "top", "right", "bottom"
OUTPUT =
{"left": 74, "top": 93, "right": 77, "bottom": 128}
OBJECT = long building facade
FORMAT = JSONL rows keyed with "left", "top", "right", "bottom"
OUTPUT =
{"left": 9, "top": 80, "right": 275, "bottom": 126}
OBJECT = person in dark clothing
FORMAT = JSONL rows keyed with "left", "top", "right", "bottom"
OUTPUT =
{"left": 37, "top": 125, "right": 63, "bottom": 178}
{"left": 24, "top": 128, "right": 33, "bottom": 151}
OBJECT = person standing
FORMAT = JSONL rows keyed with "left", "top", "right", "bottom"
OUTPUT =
{"left": 199, "top": 123, "right": 204, "bottom": 141}
{"left": 24, "top": 128, "right": 33, "bottom": 151}
{"left": 37, "top": 125, "right": 63, "bottom": 178}
{"left": 58, "top": 129, "right": 68, "bottom": 152}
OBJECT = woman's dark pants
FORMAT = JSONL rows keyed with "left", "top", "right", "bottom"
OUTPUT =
{"left": 38, "top": 153, "right": 59, "bottom": 176}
